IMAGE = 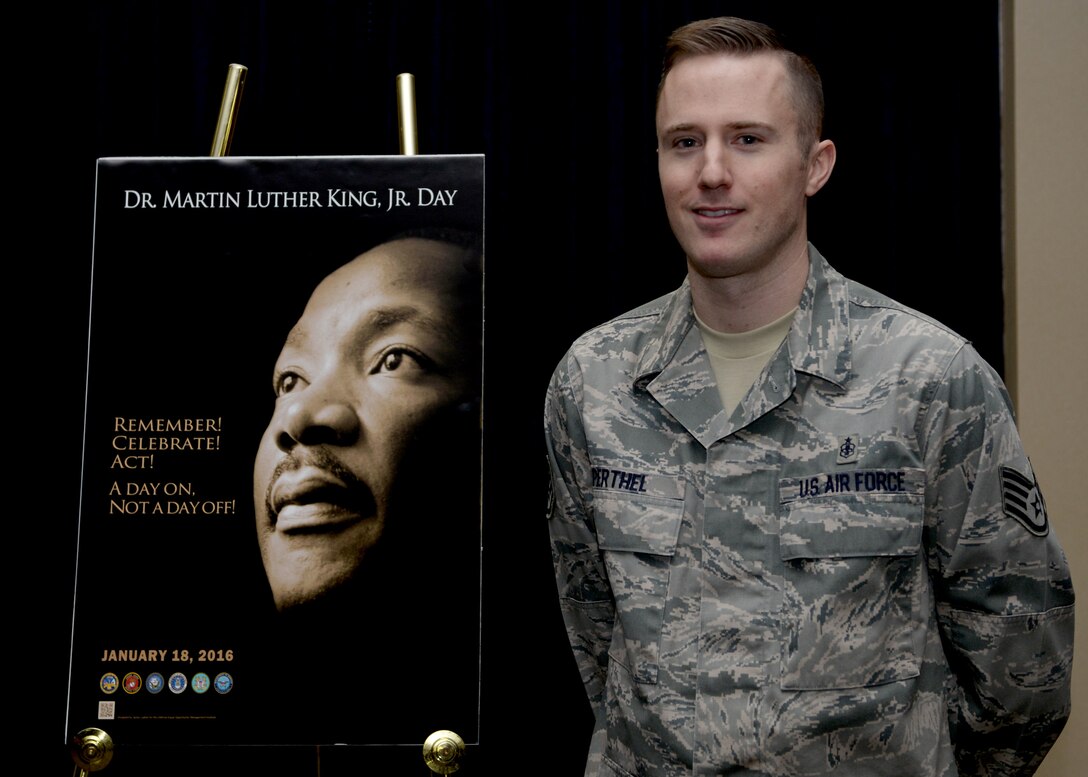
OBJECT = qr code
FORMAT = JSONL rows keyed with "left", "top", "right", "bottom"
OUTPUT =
{"left": 98, "top": 701, "right": 115, "bottom": 720}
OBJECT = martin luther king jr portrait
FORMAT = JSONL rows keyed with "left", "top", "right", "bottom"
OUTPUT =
{"left": 250, "top": 232, "right": 483, "bottom": 742}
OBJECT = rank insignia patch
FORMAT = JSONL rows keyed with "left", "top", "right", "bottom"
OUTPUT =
{"left": 1001, "top": 467, "right": 1049, "bottom": 536}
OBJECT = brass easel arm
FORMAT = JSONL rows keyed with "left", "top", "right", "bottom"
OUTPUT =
{"left": 397, "top": 73, "right": 418, "bottom": 155}
{"left": 210, "top": 63, "right": 248, "bottom": 157}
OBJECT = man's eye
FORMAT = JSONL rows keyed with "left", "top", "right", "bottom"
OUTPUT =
{"left": 372, "top": 346, "right": 431, "bottom": 375}
{"left": 674, "top": 137, "right": 699, "bottom": 149}
{"left": 274, "top": 372, "right": 307, "bottom": 397}
{"left": 737, "top": 135, "right": 759, "bottom": 145}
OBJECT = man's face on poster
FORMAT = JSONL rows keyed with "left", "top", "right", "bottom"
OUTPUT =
{"left": 253, "top": 238, "right": 480, "bottom": 611}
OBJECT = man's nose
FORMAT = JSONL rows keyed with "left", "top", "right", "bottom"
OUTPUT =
{"left": 276, "top": 386, "right": 360, "bottom": 450}
{"left": 698, "top": 142, "right": 732, "bottom": 190}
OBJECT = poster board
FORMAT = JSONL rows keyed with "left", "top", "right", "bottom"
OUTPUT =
{"left": 65, "top": 154, "right": 484, "bottom": 747}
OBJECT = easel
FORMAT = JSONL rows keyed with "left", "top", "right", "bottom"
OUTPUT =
{"left": 70, "top": 63, "right": 466, "bottom": 777}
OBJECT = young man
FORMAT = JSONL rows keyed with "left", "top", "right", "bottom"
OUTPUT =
{"left": 544, "top": 17, "right": 1073, "bottom": 777}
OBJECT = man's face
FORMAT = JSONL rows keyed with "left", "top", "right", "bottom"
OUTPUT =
{"left": 656, "top": 52, "right": 834, "bottom": 284}
{"left": 253, "top": 238, "right": 479, "bottom": 610}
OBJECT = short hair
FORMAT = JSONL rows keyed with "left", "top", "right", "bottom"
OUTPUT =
{"left": 657, "top": 17, "right": 825, "bottom": 149}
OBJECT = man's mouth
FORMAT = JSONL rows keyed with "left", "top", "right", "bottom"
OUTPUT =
{"left": 268, "top": 466, "right": 376, "bottom": 533}
{"left": 693, "top": 206, "right": 741, "bottom": 218}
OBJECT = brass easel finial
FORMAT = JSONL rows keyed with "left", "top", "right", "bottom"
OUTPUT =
{"left": 210, "top": 63, "right": 247, "bottom": 157}
{"left": 423, "top": 729, "right": 465, "bottom": 774}
{"left": 397, "top": 73, "right": 418, "bottom": 155}
{"left": 70, "top": 727, "right": 114, "bottom": 776}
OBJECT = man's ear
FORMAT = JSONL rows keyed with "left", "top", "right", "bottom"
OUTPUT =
{"left": 805, "top": 139, "right": 836, "bottom": 196}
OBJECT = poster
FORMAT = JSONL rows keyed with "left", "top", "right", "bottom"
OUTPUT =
{"left": 65, "top": 155, "right": 484, "bottom": 747}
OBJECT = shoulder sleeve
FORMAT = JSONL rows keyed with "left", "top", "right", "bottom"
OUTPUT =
{"left": 920, "top": 344, "right": 1075, "bottom": 776}
{"left": 544, "top": 348, "right": 615, "bottom": 767}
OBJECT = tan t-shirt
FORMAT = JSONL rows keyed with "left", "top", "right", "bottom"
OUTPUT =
{"left": 695, "top": 306, "right": 796, "bottom": 416}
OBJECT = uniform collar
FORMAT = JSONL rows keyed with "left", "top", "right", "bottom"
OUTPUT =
{"left": 633, "top": 243, "right": 852, "bottom": 391}
{"left": 787, "top": 244, "right": 852, "bottom": 390}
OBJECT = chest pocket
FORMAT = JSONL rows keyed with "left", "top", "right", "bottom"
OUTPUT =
{"left": 778, "top": 469, "right": 925, "bottom": 690}
{"left": 594, "top": 488, "right": 684, "bottom": 685}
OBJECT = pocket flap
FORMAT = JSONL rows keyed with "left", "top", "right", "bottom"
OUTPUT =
{"left": 594, "top": 492, "right": 684, "bottom": 556}
{"left": 780, "top": 496, "right": 923, "bottom": 560}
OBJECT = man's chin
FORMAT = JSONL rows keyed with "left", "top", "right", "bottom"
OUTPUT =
{"left": 272, "top": 587, "right": 330, "bottom": 613}
{"left": 267, "top": 567, "right": 360, "bottom": 613}
{"left": 266, "top": 554, "right": 392, "bottom": 618}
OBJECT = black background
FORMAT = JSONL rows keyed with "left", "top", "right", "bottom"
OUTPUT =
{"left": 30, "top": 2, "right": 1001, "bottom": 775}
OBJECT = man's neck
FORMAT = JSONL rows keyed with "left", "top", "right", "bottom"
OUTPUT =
{"left": 688, "top": 243, "right": 810, "bottom": 333}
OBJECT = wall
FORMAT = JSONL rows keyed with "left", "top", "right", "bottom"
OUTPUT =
{"left": 1008, "top": 1, "right": 1087, "bottom": 774}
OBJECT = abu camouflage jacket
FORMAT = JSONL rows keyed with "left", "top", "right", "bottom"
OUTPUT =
{"left": 545, "top": 246, "right": 1074, "bottom": 776}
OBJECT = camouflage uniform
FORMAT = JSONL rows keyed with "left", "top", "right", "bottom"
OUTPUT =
{"left": 544, "top": 246, "right": 1074, "bottom": 776}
